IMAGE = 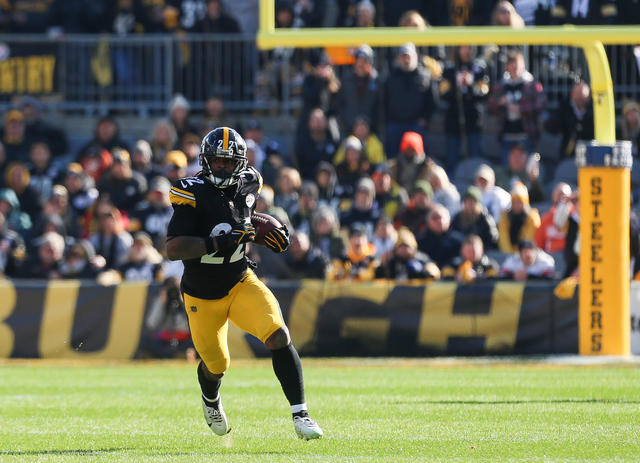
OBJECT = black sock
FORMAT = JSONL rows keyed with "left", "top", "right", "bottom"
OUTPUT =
{"left": 197, "top": 361, "right": 221, "bottom": 405}
{"left": 271, "top": 343, "right": 305, "bottom": 408}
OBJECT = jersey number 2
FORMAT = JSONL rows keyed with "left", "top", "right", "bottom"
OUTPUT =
{"left": 200, "top": 244, "right": 244, "bottom": 264}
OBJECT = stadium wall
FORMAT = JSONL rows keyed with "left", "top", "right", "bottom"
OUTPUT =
{"left": 0, "top": 279, "right": 585, "bottom": 359}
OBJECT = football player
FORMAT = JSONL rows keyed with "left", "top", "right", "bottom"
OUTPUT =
{"left": 166, "top": 127, "right": 323, "bottom": 440}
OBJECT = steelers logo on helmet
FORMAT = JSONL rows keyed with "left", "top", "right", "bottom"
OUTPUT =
{"left": 199, "top": 127, "right": 248, "bottom": 188}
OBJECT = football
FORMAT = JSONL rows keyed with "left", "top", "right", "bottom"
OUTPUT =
{"left": 251, "top": 212, "right": 283, "bottom": 246}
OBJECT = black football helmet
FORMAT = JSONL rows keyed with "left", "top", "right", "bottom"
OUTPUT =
{"left": 199, "top": 127, "right": 248, "bottom": 188}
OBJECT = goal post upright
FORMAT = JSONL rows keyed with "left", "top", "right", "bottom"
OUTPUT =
{"left": 257, "top": 0, "right": 640, "bottom": 356}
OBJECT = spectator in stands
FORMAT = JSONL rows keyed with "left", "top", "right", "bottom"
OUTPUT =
{"left": 0, "top": 142, "right": 6, "bottom": 179}
{"left": 150, "top": 119, "right": 178, "bottom": 164}
{"left": 488, "top": 49, "right": 546, "bottom": 164}
{"left": 439, "top": 45, "right": 490, "bottom": 172}
{"left": 550, "top": 0, "right": 618, "bottom": 25}
{"left": 242, "top": 120, "right": 267, "bottom": 166}
{"left": 201, "top": 95, "right": 233, "bottom": 134}
{"left": 417, "top": 203, "right": 464, "bottom": 268}
{"left": 371, "top": 216, "right": 397, "bottom": 265}
{"left": 309, "top": 206, "right": 346, "bottom": 261}
{"left": 131, "top": 140, "right": 164, "bottom": 183}
{"left": 354, "top": 0, "right": 376, "bottom": 27}
{"left": 28, "top": 211, "right": 68, "bottom": 255}
{"left": 474, "top": 164, "right": 511, "bottom": 224}
{"left": 63, "top": 163, "right": 98, "bottom": 222}
{"left": 89, "top": 204, "right": 133, "bottom": 270}
{"left": 620, "top": 100, "right": 640, "bottom": 157}
{"left": 180, "top": 133, "right": 202, "bottom": 176}
{"left": 276, "top": 231, "right": 330, "bottom": 280}
{"left": 335, "top": 136, "right": 370, "bottom": 196}
{"left": 255, "top": 185, "right": 290, "bottom": 226}
{"left": 77, "top": 116, "right": 130, "bottom": 159}
{"left": 1, "top": 109, "right": 32, "bottom": 163}
{"left": 290, "top": 181, "right": 319, "bottom": 236}
{"left": 0, "top": 211, "right": 25, "bottom": 278}
{"left": 388, "top": 131, "right": 432, "bottom": 193}
{"left": 534, "top": 182, "right": 573, "bottom": 254}
{"left": 168, "top": 94, "right": 198, "bottom": 143}
{"left": 340, "top": 177, "right": 380, "bottom": 239}
{"left": 498, "top": 182, "right": 541, "bottom": 254}
{"left": 192, "top": 0, "right": 241, "bottom": 33}
{"left": 20, "top": 96, "right": 68, "bottom": 157}
{"left": 118, "top": 231, "right": 165, "bottom": 282}
{"left": 315, "top": 161, "right": 340, "bottom": 211}
{"left": 18, "top": 230, "right": 65, "bottom": 279}
{"left": 451, "top": 186, "right": 499, "bottom": 250}
{"left": 163, "top": 149, "right": 188, "bottom": 185}
{"left": 336, "top": 44, "right": 381, "bottom": 135}
{"left": 375, "top": 226, "right": 439, "bottom": 281}
{"left": 557, "top": 190, "right": 579, "bottom": 278}
{"left": 491, "top": 1, "right": 525, "bottom": 27}
{"left": 59, "top": 240, "right": 106, "bottom": 279}
{"left": 175, "top": 0, "right": 207, "bottom": 30}
{"left": 129, "top": 176, "right": 174, "bottom": 251}
{"left": 294, "top": 108, "right": 339, "bottom": 180}
{"left": 545, "top": 80, "right": 594, "bottom": 159}
{"left": 5, "top": 161, "right": 42, "bottom": 224}
{"left": 329, "top": 226, "right": 379, "bottom": 281}
{"left": 27, "top": 141, "right": 58, "bottom": 202}
{"left": 47, "top": 0, "right": 107, "bottom": 33}
{"left": 383, "top": 42, "right": 436, "bottom": 157}
{"left": 1, "top": 0, "right": 53, "bottom": 33}
{"left": 394, "top": 180, "right": 433, "bottom": 236}
{"left": 78, "top": 147, "right": 113, "bottom": 183}
{"left": 428, "top": 165, "right": 461, "bottom": 217}
{"left": 426, "top": 0, "right": 495, "bottom": 26}
{"left": 500, "top": 239, "right": 556, "bottom": 280}
{"left": 495, "top": 144, "right": 545, "bottom": 203}
{"left": 274, "top": 166, "right": 301, "bottom": 218}
{"left": 41, "top": 185, "right": 81, "bottom": 239}
{"left": 372, "top": 163, "right": 408, "bottom": 220}
{"left": 442, "top": 234, "right": 499, "bottom": 283}
{"left": 0, "top": 187, "right": 31, "bottom": 237}
{"left": 97, "top": 148, "right": 148, "bottom": 215}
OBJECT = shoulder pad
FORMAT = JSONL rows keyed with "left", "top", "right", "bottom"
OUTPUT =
{"left": 170, "top": 177, "right": 203, "bottom": 208}
{"left": 238, "top": 167, "right": 263, "bottom": 195}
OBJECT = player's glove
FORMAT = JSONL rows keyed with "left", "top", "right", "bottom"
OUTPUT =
{"left": 214, "top": 223, "right": 256, "bottom": 251}
{"left": 263, "top": 225, "right": 290, "bottom": 253}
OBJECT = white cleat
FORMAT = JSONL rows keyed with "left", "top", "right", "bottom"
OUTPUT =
{"left": 293, "top": 415, "right": 323, "bottom": 440}
{"left": 202, "top": 396, "right": 230, "bottom": 436}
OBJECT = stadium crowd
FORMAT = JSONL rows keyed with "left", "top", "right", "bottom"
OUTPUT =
{"left": 0, "top": 0, "right": 639, "bottom": 291}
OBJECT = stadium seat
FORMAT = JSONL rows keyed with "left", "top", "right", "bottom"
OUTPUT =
{"left": 551, "top": 159, "right": 578, "bottom": 187}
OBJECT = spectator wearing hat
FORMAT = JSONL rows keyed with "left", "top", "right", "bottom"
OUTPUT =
{"left": 329, "top": 226, "right": 379, "bottom": 281}
{"left": 340, "top": 177, "right": 381, "bottom": 239}
{"left": 498, "top": 182, "right": 541, "bottom": 254}
{"left": 619, "top": 100, "right": 640, "bottom": 157}
{"left": 0, "top": 187, "right": 31, "bottom": 237}
{"left": 439, "top": 45, "right": 490, "bottom": 172}
{"left": 534, "top": 182, "right": 573, "bottom": 254}
{"left": 274, "top": 166, "right": 301, "bottom": 218}
{"left": 309, "top": 206, "right": 346, "bottom": 261}
{"left": 59, "top": 240, "right": 106, "bottom": 280}
{"left": 333, "top": 117, "right": 385, "bottom": 167}
{"left": 17, "top": 230, "right": 65, "bottom": 279}
{"left": 19, "top": 96, "right": 68, "bottom": 157}
{"left": 394, "top": 180, "right": 433, "bottom": 236}
{"left": 474, "top": 163, "right": 511, "bottom": 224}
{"left": 27, "top": 141, "right": 59, "bottom": 202}
{"left": 38, "top": 185, "right": 81, "bottom": 240}
{"left": 1, "top": 109, "right": 32, "bottom": 163}
{"left": 372, "top": 163, "right": 408, "bottom": 219}
{"left": 97, "top": 148, "right": 148, "bottom": 215}
{"left": 245, "top": 139, "right": 265, "bottom": 174}
{"left": 63, "top": 163, "right": 98, "bottom": 221}
{"left": 163, "top": 149, "right": 189, "bottom": 185}
{"left": 168, "top": 94, "right": 198, "bottom": 143}
{"left": 375, "top": 227, "right": 440, "bottom": 281}
{"left": 290, "top": 181, "right": 319, "bottom": 237}
{"left": 129, "top": 176, "right": 174, "bottom": 251}
{"left": 495, "top": 143, "right": 545, "bottom": 203}
{"left": 131, "top": 139, "right": 164, "bottom": 183}
{"left": 336, "top": 44, "right": 381, "bottom": 135}
{"left": 441, "top": 234, "right": 499, "bottom": 283}
{"left": 77, "top": 116, "right": 130, "bottom": 160}
{"left": 451, "top": 186, "right": 499, "bottom": 250}
{"left": 388, "top": 131, "right": 432, "bottom": 193}
{"left": 88, "top": 203, "right": 133, "bottom": 270}
{"left": 335, "top": 136, "right": 370, "bottom": 193}
{"left": 0, "top": 211, "right": 25, "bottom": 278}
{"left": 417, "top": 203, "right": 464, "bottom": 268}
{"left": 314, "top": 161, "right": 340, "bottom": 211}
{"left": 118, "top": 231, "right": 165, "bottom": 283}
{"left": 149, "top": 119, "right": 178, "bottom": 164}
{"left": 428, "top": 165, "right": 461, "bottom": 217}
{"left": 383, "top": 42, "right": 436, "bottom": 158}
{"left": 500, "top": 239, "right": 555, "bottom": 280}
{"left": 4, "top": 161, "right": 42, "bottom": 224}
{"left": 294, "top": 108, "right": 339, "bottom": 181}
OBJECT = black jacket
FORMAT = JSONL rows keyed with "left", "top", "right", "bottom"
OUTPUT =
{"left": 384, "top": 64, "right": 435, "bottom": 124}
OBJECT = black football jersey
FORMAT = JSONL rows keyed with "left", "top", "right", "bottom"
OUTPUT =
{"left": 167, "top": 167, "right": 262, "bottom": 299}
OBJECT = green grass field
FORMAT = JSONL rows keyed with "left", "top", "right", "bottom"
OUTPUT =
{"left": 1, "top": 358, "right": 639, "bottom": 462}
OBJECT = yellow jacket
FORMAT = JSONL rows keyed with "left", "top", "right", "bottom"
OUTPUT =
{"left": 498, "top": 208, "right": 541, "bottom": 253}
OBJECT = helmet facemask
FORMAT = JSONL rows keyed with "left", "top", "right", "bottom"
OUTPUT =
{"left": 199, "top": 129, "right": 248, "bottom": 188}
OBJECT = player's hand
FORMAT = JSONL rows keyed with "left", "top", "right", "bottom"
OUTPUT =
{"left": 264, "top": 225, "right": 289, "bottom": 253}
{"left": 215, "top": 223, "right": 256, "bottom": 251}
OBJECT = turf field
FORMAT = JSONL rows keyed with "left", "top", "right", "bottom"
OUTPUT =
{"left": 1, "top": 358, "right": 639, "bottom": 462}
